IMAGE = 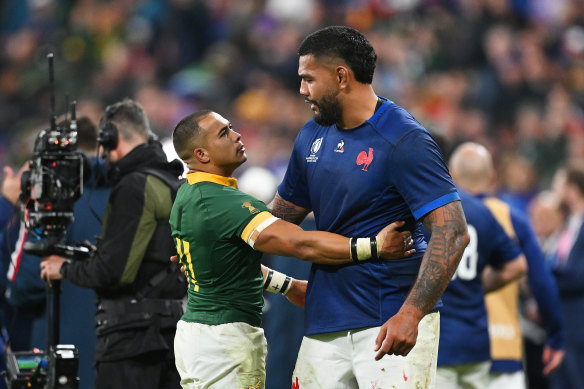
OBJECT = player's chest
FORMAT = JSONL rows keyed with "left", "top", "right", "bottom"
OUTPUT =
{"left": 302, "top": 133, "right": 391, "bottom": 193}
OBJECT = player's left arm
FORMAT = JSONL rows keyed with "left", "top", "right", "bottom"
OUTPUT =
{"left": 268, "top": 192, "right": 311, "bottom": 225}
{"left": 374, "top": 200, "right": 469, "bottom": 360}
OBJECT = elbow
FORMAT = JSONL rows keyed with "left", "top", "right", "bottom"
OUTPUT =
{"left": 459, "top": 227, "right": 471, "bottom": 250}
{"left": 516, "top": 255, "right": 528, "bottom": 277}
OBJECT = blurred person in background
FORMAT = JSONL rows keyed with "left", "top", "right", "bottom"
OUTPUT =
{"left": 272, "top": 25, "right": 469, "bottom": 388}
{"left": 449, "top": 142, "right": 564, "bottom": 389}
{"left": 525, "top": 190, "right": 568, "bottom": 389}
{"left": 547, "top": 164, "right": 584, "bottom": 389}
{"left": 39, "top": 99, "right": 186, "bottom": 389}
{"left": 0, "top": 116, "right": 111, "bottom": 388}
{"left": 429, "top": 135, "right": 527, "bottom": 389}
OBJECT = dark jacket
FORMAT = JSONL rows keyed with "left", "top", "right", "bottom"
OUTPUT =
{"left": 65, "top": 140, "right": 186, "bottom": 361}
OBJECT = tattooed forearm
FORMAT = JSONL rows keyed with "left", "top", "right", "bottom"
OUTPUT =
{"left": 268, "top": 192, "right": 311, "bottom": 225}
{"left": 404, "top": 200, "right": 469, "bottom": 315}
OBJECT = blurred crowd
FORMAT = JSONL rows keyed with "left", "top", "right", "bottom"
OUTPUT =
{"left": 1, "top": 0, "right": 583, "bottom": 191}
{"left": 2, "top": 0, "right": 584, "bottom": 387}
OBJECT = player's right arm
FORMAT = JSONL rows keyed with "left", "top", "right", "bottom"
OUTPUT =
{"left": 252, "top": 218, "right": 414, "bottom": 265}
{"left": 482, "top": 254, "right": 527, "bottom": 292}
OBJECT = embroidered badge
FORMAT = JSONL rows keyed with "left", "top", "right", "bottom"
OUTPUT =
{"left": 242, "top": 201, "right": 260, "bottom": 214}
{"left": 334, "top": 139, "right": 344, "bottom": 153}
{"left": 306, "top": 137, "right": 323, "bottom": 163}
{"left": 356, "top": 148, "right": 373, "bottom": 171}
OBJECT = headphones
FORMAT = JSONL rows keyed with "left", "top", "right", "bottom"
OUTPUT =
{"left": 97, "top": 121, "right": 119, "bottom": 151}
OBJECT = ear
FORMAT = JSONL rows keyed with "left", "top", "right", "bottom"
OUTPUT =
{"left": 194, "top": 147, "right": 209, "bottom": 163}
{"left": 337, "top": 66, "right": 349, "bottom": 89}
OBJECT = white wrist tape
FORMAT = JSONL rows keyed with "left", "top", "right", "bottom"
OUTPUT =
{"left": 349, "top": 237, "right": 379, "bottom": 263}
{"left": 263, "top": 268, "right": 293, "bottom": 295}
{"left": 356, "top": 238, "right": 371, "bottom": 260}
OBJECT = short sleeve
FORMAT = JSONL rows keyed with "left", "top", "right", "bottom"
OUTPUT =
{"left": 487, "top": 215, "right": 522, "bottom": 268}
{"left": 391, "top": 131, "right": 459, "bottom": 220}
{"left": 204, "top": 188, "right": 271, "bottom": 240}
{"left": 277, "top": 133, "right": 312, "bottom": 209}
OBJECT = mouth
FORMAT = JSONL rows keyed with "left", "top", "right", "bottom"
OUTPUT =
{"left": 238, "top": 145, "right": 246, "bottom": 153}
{"left": 305, "top": 99, "right": 318, "bottom": 112}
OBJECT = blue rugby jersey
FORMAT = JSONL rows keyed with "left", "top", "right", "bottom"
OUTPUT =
{"left": 437, "top": 189, "right": 522, "bottom": 366}
{"left": 278, "top": 98, "right": 460, "bottom": 335}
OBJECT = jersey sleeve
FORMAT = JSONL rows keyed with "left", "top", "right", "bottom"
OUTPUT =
{"left": 486, "top": 213, "right": 523, "bottom": 269}
{"left": 512, "top": 209, "right": 565, "bottom": 349}
{"left": 277, "top": 131, "right": 312, "bottom": 209}
{"left": 391, "top": 130, "right": 459, "bottom": 220}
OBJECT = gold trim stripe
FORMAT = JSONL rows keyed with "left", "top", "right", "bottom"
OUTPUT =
{"left": 186, "top": 171, "right": 237, "bottom": 188}
{"left": 176, "top": 237, "right": 199, "bottom": 292}
{"left": 241, "top": 211, "right": 274, "bottom": 243}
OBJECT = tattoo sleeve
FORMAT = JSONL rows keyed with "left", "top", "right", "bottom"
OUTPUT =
{"left": 268, "top": 192, "right": 311, "bottom": 225}
{"left": 405, "top": 200, "right": 469, "bottom": 316}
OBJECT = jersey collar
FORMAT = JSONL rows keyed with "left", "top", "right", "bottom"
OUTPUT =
{"left": 186, "top": 171, "right": 238, "bottom": 188}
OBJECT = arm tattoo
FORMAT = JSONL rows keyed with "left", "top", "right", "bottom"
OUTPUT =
{"left": 406, "top": 200, "right": 469, "bottom": 315}
{"left": 268, "top": 193, "right": 310, "bottom": 225}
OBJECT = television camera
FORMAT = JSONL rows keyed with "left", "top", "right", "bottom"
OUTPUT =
{"left": 3, "top": 53, "right": 87, "bottom": 389}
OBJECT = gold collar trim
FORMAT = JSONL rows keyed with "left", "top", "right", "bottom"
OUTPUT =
{"left": 186, "top": 171, "right": 237, "bottom": 188}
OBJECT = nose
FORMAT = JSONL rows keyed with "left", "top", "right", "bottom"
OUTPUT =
{"left": 230, "top": 129, "right": 241, "bottom": 142}
{"left": 299, "top": 79, "right": 309, "bottom": 97}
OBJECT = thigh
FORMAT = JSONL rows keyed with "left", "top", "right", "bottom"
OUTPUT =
{"left": 292, "top": 331, "right": 357, "bottom": 389}
{"left": 437, "top": 362, "right": 490, "bottom": 389}
{"left": 436, "top": 366, "right": 462, "bottom": 389}
{"left": 174, "top": 321, "right": 267, "bottom": 389}
{"left": 353, "top": 311, "right": 440, "bottom": 389}
{"left": 488, "top": 371, "right": 526, "bottom": 389}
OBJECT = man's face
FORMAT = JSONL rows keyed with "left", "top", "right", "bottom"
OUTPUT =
{"left": 199, "top": 112, "right": 247, "bottom": 171}
{"left": 298, "top": 54, "right": 343, "bottom": 126}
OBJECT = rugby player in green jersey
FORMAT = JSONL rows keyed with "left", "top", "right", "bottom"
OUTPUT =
{"left": 169, "top": 110, "right": 415, "bottom": 389}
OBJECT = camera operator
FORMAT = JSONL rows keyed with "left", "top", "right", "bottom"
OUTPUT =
{"left": 40, "top": 98, "right": 186, "bottom": 389}
{"left": 0, "top": 116, "right": 110, "bottom": 388}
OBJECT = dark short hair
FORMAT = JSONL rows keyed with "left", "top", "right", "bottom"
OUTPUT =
{"left": 565, "top": 164, "right": 584, "bottom": 195}
{"left": 173, "top": 110, "right": 213, "bottom": 161}
{"left": 298, "top": 25, "right": 377, "bottom": 84}
{"left": 99, "top": 98, "right": 150, "bottom": 141}
{"left": 57, "top": 116, "right": 97, "bottom": 151}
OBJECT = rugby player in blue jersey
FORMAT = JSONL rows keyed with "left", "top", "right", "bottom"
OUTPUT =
{"left": 433, "top": 187, "right": 527, "bottom": 388}
{"left": 271, "top": 26, "right": 470, "bottom": 388}
{"left": 449, "top": 143, "right": 564, "bottom": 389}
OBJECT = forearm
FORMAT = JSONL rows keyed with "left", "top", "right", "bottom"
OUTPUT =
{"left": 256, "top": 222, "right": 353, "bottom": 264}
{"left": 482, "top": 255, "right": 527, "bottom": 292}
{"left": 405, "top": 201, "right": 469, "bottom": 317}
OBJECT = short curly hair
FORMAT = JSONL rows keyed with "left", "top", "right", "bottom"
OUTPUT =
{"left": 298, "top": 26, "right": 377, "bottom": 84}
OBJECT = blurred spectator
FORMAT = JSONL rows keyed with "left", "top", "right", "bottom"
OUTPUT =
{"left": 547, "top": 164, "right": 584, "bottom": 389}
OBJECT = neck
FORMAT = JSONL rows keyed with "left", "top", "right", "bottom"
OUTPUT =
{"left": 338, "top": 86, "right": 378, "bottom": 129}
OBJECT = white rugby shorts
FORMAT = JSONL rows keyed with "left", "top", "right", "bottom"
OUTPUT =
{"left": 292, "top": 311, "right": 440, "bottom": 388}
{"left": 174, "top": 320, "right": 267, "bottom": 389}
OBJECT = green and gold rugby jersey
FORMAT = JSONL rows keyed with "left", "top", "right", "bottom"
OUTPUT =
{"left": 170, "top": 171, "right": 274, "bottom": 327}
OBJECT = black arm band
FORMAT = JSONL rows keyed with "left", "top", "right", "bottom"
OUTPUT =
{"left": 370, "top": 237, "right": 378, "bottom": 260}
{"left": 350, "top": 237, "right": 359, "bottom": 264}
{"left": 280, "top": 276, "right": 292, "bottom": 294}
{"left": 263, "top": 269, "right": 274, "bottom": 290}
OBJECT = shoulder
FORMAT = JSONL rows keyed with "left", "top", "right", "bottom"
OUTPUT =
{"left": 369, "top": 99, "right": 428, "bottom": 143}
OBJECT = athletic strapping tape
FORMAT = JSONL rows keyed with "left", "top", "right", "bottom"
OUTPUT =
{"left": 349, "top": 237, "right": 380, "bottom": 263}
{"left": 263, "top": 268, "right": 292, "bottom": 295}
{"left": 247, "top": 216, "right": 279, "bottom": 248}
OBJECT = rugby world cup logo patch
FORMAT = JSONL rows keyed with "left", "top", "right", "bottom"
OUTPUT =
{"left": 306, "top": 137, "right": 323, "bottom": 163}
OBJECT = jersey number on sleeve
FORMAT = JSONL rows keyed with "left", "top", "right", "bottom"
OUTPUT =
{"left": 452, "top": 224, "right": 478, "bottom": 281}
{"left": 176, "top": 238, "right": 199, "bottom": 292}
